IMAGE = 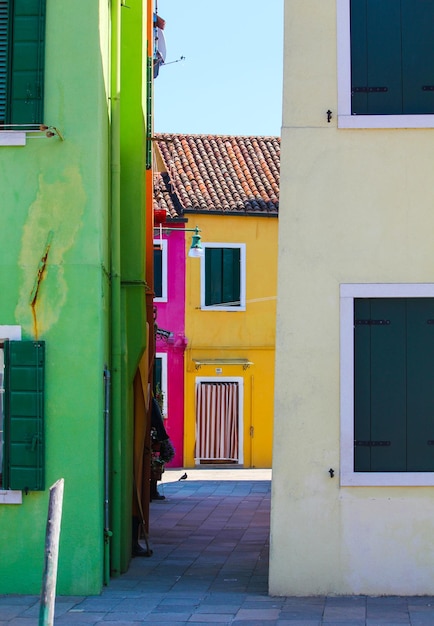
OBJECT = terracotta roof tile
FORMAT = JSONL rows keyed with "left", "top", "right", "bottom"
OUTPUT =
{"left": 153, "top": 134, "right": 280, "bottom": 218}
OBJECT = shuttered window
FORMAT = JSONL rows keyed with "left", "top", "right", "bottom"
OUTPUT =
{"left": 350, "top": 0, "right": 434, "bottom": 115}
{"left": 204, "top": 247, "right": 241, "bottom": 308}
{"left": 0, "top": 0, "right": 45, "bottom": 126}
{"left": 2, "top": 340, "right": 45, "bottom": 491}
{"left": 354, "top": 298, "right": 434, "bottom": 472}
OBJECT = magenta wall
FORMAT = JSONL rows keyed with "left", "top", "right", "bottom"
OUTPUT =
{"left": 154, "top": 228, "right": 186, "bottom": 467}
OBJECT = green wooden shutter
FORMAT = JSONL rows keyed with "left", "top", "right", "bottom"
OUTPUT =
{"left": 3, "top": 340, "right": 45, "bottom": 491}
{"left": 351, "top": 0, "right": 402, "bottom": 115}
{"left": 9, "top": 0, "right": 45, "bottom": 125}
{"left": 154, "top": 247, "right": 163, "bottom": 298}
{"left": 0, "top": 0, "right": 11, "bottom": 123}
{"left": 354, "top": 299, "right": 406, "bottom": 471}
{"left": 406, "top": 298, "right": 434, "bottom": 470}
{"left": 355, "top": 298, "right": 434, "bottom": 473}
{"left": 205, "top": 248, "right": 223, "bottom": 306}
{"left": 401, "top": 0, "right": 434, "bottom": 114}
{"left": 205, "top": 248, "right": 241, "bottom": 307}
{"left": 354, "top": 299, "right": 371, "bottom": 471}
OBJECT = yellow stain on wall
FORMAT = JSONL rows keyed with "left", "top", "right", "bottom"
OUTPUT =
{"left": 15, "top": 167, "right": 86, "bottom": 337}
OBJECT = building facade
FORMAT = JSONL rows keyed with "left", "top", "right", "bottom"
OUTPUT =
{"left": 0, "top": 0, "right": 152, "bottom": 595}
{"left": 271, "top": 0, "right": 434, "bottom": 596}
{"left": 154, "top": 134, "right": 279, "bottom": 469}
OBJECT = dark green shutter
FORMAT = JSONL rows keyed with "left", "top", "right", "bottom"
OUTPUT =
{"left": 351, "top": 0, "right": 434, "bottom": 115}
{"left": 8, "top": 0, "right": 45, "bottom": 125}
{"left": 401, "top": 0, "right": 434, "bottom": 114}
{"left": 205, "top": 248, "right": 223, "bottom": 306}
{"left": 0, "top": 1, "right": 11, "bottom": 123}
{"left": 406, "top": 299, "right": 434, "bottom": 470}
{"left": 154, "top": 247, "right": 163, "bottom": 298}
{"left": 350, "top": 0, "right": 402, "bottom": 115}
{"left": 3, "top": 340, "right": 45, "bottom": 491}
{"left": 205, "top": 248, "right": 241, "bottom": 307}
{"left": 354, "top": 298, "right": 434, "bottom": 472}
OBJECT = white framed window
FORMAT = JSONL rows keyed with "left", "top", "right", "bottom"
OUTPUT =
{"left": 337, "top": 0, "right": 434, "bottom": 129}
{"left": 153, "top": 239, "right": 168, "bottom": 303}
{"left": 200, "top": 243, "right": 246, "bottom": 311}
{"left": 340, "top": 283, "right": 434, "bottom": 486}
{"left": 154, "top": 352, "right": 168, "bottom": 418}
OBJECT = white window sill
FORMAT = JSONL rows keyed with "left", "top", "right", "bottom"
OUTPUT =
{"left": 0, "top": 490, "right": 22, "bottom": 504}
{"left": 338, "top": 114, "right": 434, "bottom": 129}
{"left": 201, "top": 306, "right": 246, "bottom": 312}
{"left": 0, "top": 132, "right": 26, "bottom": 146}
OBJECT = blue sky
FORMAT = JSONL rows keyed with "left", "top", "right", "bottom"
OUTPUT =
{"left": 153, "top": 0, "right": 284, "bottom": 137}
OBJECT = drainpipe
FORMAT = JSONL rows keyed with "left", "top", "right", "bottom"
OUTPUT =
{"left": 109, "top": 0, "right": 122, "bottom": 577}
{"left": 103, "top": 367, "right": 112, "bottom": 585}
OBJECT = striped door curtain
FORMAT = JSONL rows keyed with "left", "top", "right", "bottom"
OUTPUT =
{"left": 195, "top": 382, "right": 239, "bottom": 463}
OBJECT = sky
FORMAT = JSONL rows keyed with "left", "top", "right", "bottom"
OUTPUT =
{"left": 153, "top": 0, "right": 284, "bottom": 138}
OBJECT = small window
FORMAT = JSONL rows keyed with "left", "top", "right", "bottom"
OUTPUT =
{"left": 337, "top": 0, "right": 434, "bottom": 128}
{"left": 153, "top": 239, "right": 168, "bottom": 302}
{"left": 153, "top": 353, "right": 167, "bottom": 417}
{"left": 200, "top": 243, "right": 246, "bottom": 311}
{"left": 0, "top": 0, "right": 46, "bottom": 127}
{"left": 341, "top": 284, "right": 434, "bottom": 486}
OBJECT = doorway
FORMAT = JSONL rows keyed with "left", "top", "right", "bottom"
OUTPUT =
{"left": 194, "top": 377, "right": 244, "bottom": 465}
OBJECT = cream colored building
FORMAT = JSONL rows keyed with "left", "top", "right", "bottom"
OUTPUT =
{"left": 270, "top": 0, "right": 434, "bottom": 595}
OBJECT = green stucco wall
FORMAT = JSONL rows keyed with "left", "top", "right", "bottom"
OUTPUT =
{"left": 0, "top": 0, "right": 110, "bottom": 595}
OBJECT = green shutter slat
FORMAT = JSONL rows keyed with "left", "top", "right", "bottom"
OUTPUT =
{"left": 406, "top": 298, "right": 434, "bottom": 471}
{"left": 153, "top": 248, "right": 163, "bottom": 298}
{"left": 401, "top": 0, "right": 434, "bottom": 114}
{"left": 351, "top": 0, "right": 402, "bottom": 115}
{"left": 9, "top": 0, "right": 45, "bottom": 125}
{"left": 3, "top": 340, "right": 45, "bottom": 491}
{"left": 354, "top": 299, "right": 372, "bottom": 471}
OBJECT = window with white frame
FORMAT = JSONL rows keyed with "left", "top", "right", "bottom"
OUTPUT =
{"left": 340, "top": 284, "right": 434, "bottom": 486}
{"left": 337, "top": 0, "right": 434, "bottom": 128}
{"left": 153, "top": 239, "right": 168, "bottom": 303}
{"left": 153, "top": 352, "right": 168, "bottom": 417}
{"left": 200, "top": 243, "right": 246, "bottom": 311}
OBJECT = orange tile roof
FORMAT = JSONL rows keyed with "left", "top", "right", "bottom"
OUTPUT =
{"left": 154, "top": 134, "right": 280, "bottom": 218}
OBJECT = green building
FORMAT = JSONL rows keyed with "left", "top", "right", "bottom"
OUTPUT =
{"left": 0, "top": 0, "right": 152, "bottom": 595}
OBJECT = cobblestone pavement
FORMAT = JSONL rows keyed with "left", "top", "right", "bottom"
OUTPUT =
{"left": 1, "top": 468, "right": 434, "bottom": 625}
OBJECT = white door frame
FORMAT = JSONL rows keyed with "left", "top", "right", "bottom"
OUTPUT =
{"left": 194, "top": 376, "right": 244, "bottom": 465}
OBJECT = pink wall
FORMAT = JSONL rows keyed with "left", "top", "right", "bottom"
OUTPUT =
{"left": 154, "top": 227, "right": 186, "bottom": 467}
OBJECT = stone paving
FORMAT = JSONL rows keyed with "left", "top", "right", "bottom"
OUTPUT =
{"left": 1, "top": 468, "right": 434, "bottom": 625}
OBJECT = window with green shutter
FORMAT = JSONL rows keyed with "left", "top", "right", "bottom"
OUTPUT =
{"left": 354, "top": 298, "right": 434, "bottom": 472}
{"left": 350, "top": 0, "right": 434, "bottom": 115}
{"left": 202, "top": 244, "right": 246, "bottom": 311}
{"left": 0, "top": 0, "right": 45, "bottom": 127}
{"left": 2, "top": 340, "right": 45, "bottom": 491}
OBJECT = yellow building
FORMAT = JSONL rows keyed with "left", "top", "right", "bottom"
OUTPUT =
{"left": 271, "top": 0, "right": 434, "bottom": 596}
{"left": 155, "top": 134, "right": 279, "bottom": 468}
